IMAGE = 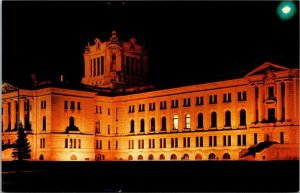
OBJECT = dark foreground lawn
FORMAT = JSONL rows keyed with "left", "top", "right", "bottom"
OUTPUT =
{"left": 2, "top": 160, "right": 299, "bottom": 192}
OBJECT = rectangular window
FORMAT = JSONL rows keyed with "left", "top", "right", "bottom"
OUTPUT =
{"left": 243, "top": 91, "right": 247, "bottom": 100}
{"left": 268, "top": 87, "right": 274, "bottom": 98}
{"left": 163, "top": 138, "right": 166, "bottom": 148}
{"left": 108, "top": 141, "right": 110, "bottom": 150}
{"left": 160, "top": 138, "right": 162, "bottom": 148}
{"left": 243, "top": 134, "right": 246, "bottom": 146}
{"left": 70, "top": 139, "right": 73, "bottom": 148}
{"left": 214, "top": 136, "right": 217, "bottom": 147}
{"left": 223, "top": 135, "right": 226, "bottom": 146}
{"left": 228, "top": 135, "right": 231, "bottom": 146}
{"left": 64, "top": 101, "right": 68, "bottom": 109}
{"left": 40, "top": 138, "right": 43, "bottom": 148}
{"left": 187, "top": 137, "right": 190, "bottom": 147}
{"left": 209, "top": 95, "right": 217, "bottom": 104}
{"left": 77, "top": 102, "right": 81, "bottom": 110}
{"left": 183, "top": 137, "right": 186, "bottom": 147}
{"left": 238, "top": 135, "right": 241, "bottom": 146}
{"left": 149, "top": 139, "right": 152, "bottom": 148}
{"left": 74, "top": 139, "right": 77, "bottom": 148}
{"left": 108, "top": 108, "right": 110, "bottom": 115}
{"left": 99, "top": 106, "right": 102, "bottom": 114}
{"left": 65, "top": 138, "right": 68, "bottom": 148}
{"left": 200, "top": 137, "right": 203, "bottom": 147}
{"left": 196, "top": 137, "right": 199, "bottom": 147}
{"left": 70, "top": 101, "right": 75, "bottom": 110}
{"left": 254, "top": 133, "right": 258, "bottom": 145}
{"left": 78, "top": 139, "right": 81, "bottom": 149}
{"left": 268, "top": 108, "right": 276, "bottom": 122}
{"left": 171, "top": 138, "right": 174, "bottom": 148}
{"left": 223, "top": 93, "right": 231, "bottom": 102}
{"left": 96, "top": 106, "right": 98, "bottom": 113}
{"left": 280, "top": 132, "right": 284, "bottom": 144}
{"left": 209, "top": 136, "right": 212, "bottom": 147}
{"left": 116, "top": 141, "right": 118, "bottom": 149}
{"left": 108, "top": 125, "right": 110, "bottom": 134}
{"left": 152, "top": 139, "right": 155, "bottom": 148}
{"left": 96, "top": 140, "right": 98, "bottom": 149}
{"left": 175, "top": 138, "right": 178, "bottom": 148}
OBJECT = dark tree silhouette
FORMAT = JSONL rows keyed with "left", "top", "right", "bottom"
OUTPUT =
{"left": 11, "top": 124, "right": 31, "bottom": 160}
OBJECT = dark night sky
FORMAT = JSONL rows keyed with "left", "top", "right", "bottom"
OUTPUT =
{"left": 2, "top": 1, "right": 299, "bottom": 88}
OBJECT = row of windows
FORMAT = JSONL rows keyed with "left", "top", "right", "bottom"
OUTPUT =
{"left": 94, "top": 133, "right": 284, "bottom": 150}
{"left": 129, "top": 110, "right": 246, "bottom": 133}
{"left": 128, "top": 92, "right": 247, "bottom": 113}
{"left": 64, "top": 101, "right": 81, "bottom": 111}
{"left": 65, "top": 138, "right": 81, "bottom": 149}
{"left": 127, "top": 153, "right": 230, "bottom": 160}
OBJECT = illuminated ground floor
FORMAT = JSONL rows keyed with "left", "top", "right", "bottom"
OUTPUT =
{"left": 2, "top": 125, "right": 299, "bottom": 161}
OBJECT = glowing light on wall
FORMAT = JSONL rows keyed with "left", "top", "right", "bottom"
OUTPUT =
{"left": 277, "top": 1, "right": 297, "bottom": 20}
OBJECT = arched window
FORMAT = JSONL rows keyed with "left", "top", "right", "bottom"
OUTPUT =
{"left": 66, "top": 116, "right": 79, "bottom": 132}
{"left": 173, "top": 115, "right": 178, "bottom": 130}
{"left": 161, "top": 117, "right": 167, "bottom": 131}
{"left": 42, "top": 116, "right": 46, "bottom": 131}
{"left": 130, "top": 120, "right": 134, "bottom": 133}
{"left": 70, "top": 154, "right": 77, "bottom": 161}
{"left": 150, "top": 118, "right": 155, "bottom": 132}
{"left": 95, "top": 120, "right": 100, "bottom": 133}
{"left": 195, "top": 153, "right": 202, "bottom": 160}
{"left": 138, "top": 155, "right": 143, "bottom": 160}
{"left": 183, "top": 154, "right": 189, "bottom": 160}
{"left": 128, "top": 155, "right": 133, "bottom": 160}
{"left": 240, "top": 109, "right": 246, "bottom": 126}
{"left": 39, "top": 154, "right": 44, "bottom": 161}
{"left": 225, "top": 111, "right": 231, "bottom": 127}
{"left": 198, "top": 113, "right": 203, "bottom": 128}
{"left": 160, "top": 154, "right": 165, "bottom": 160}
{"left": 171, "top": 154, "right": 177, "bottom": 160}
{"left": 148, "top": 154, "right": 154, "bottom": 160}
{"left": 140, "top": 119, "right": 145, "bottom": 133}
{"left": 208, "top": 153, "right": 216, "bottom": 160}
{"left": 223, "top": 153, "right": 230, "bottom": 160}
{"left": 185, "top": 114, "right": 190, "bottom": 129}
{"left": 211, "top": 112, "right": 217, "bottom": 128}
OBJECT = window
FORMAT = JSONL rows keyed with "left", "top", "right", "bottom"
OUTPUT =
{"left": 138, "top": 104, "right": 145, "bottom": 112}
{"left": 196, "top": 96, "right": 204, "bottom": 105}
{"left": 254, "top": 133, "right": 258, "bottom": 145}
{"left": 95, "top": 120, "right": 100, "bottom": 133}
{"left": 223, "top": 136, "right": 226, "bottom": 146}
{"left": 70, "top": 138, "right": 73, "bottom": 148}
{"left": 160, "top": 101, "right": 167, "bottom": 109}
{"left": 214, "top": 136, "right": 217, "bottom": 146}
{"left": 70, "top": 101, "right": 75, "bottom": 110}
{"left": 197, "top": 113, "right": 204, "bottom": 128}
{"left": 280, "top": 132, "right": 284, "bottom": 144}
{"left": 161, "top": 117, "right": 167, "bottom": 131}
{"left": 65, "top": 138, "right": 68, "bottom": 148}
{"left": 140, "top": 119, "right": 145, "bottom": 132}
{"left": 42, "top": 116, "right": 46, "bottom": 131}
{"left": 268, "top": 87, "right": 274, "bottom": 98}
{"left": 171, "top": 100, "right": 178, "bottom": 108}
{"left": 237, "top": 135, "right": 241, "bottom": 146}
{"left": 211, "top": 112, "right": 217, "bottom": 128}
{"left": 242, "top": 134, "right": 246, "bottom": 146}
{"left": 108, "top": 141, "right": 111, "bottom": 150}
{"left": 130, "top": 120, "right": 134, "bottom": 133}
{"left": 238, "top": 91, "right": 247, "bottom": 101}
{"left": 225, "top": 111, "right": 231, "bottom": 127}
{"left": 41, "top": 100, "right": 46, "bottom": 109}
{"left": 209, "top": 136, "right": 212, "bottom": 147}
{"left": 173, "top": 115, "right": 178, "bottom": 130}
{"left": 99, "top": 140, "right": 102, "bottom": 149}
{"left": 208, "top": 153, "right": 216, "bottom": 160}
{"left": 96, "top": 106, "right": 98, "bottom": 114}
{"left": 240, "top": 110, "right": 246, "bottom": 126}
{"left": 108, "top": 125, "right": 110, "bottom": 134}
{"left": 171, "top": 138, "right": 178, "bottom": 148}
{"left": 185, "top": 114, "right": 191, "bottom": 129}
{"left": 268, "top": 108, "right": 276, "bottom": 122}
{"left": 223, "top": 93, "right": 231, "bottom": 103}
{"left": 228, "top": 135, "right": 231, "bottom": 146}
{"left": 40, "top": 138, "right": 45, "bottom": 148}
{"left": 108, "top": 108, "right": 110, "bottom": 115}
{"left": 64, "top": 101, "right": 68, "bottom": 109}
{"left": 78, "top": 139, "right": 81, "bottom": 148}
{"left": 183, "top": 98, "right": 191, "bottom": 107}
{"left": 77, "top": 102, "right": 81, "bottom": 110}
{"left": 209, "top": 95, "right": 217, "bottom": 104}
{"left": 69, "top": 117, "right": 75, "bottom": 127}
{"left": 129, "top": 105, "right": 135, "bottom": 113}
{"left": 149, "top": 102, "right": 156, "bottom": 111}
{"left": 223, "top": 153, "right": 230, "bottom": 160}
{"left": 99, "top": 106, "right": 102, "bottom": 114}
{"left": 150, "top": 118, "right": 155, "bottom": 132}
{"left": 96, "top": 140, "right": 99, "bottom": 149}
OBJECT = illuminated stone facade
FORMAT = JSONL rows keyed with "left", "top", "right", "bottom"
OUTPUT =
{"left": 2, "top": 32, "right": 299, "bottom": 161}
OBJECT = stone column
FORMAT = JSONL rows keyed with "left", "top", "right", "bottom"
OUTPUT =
{"left": 2, "top": 102, "right": 8, "bottom": 131}
{"left": 276, "top": 82, "right": 282, "bottom": 122}
{"left": 284, "top": 80, "right": 291, "bottom": 121}
{"left": 250, "top": 85, "right": 257, "bottom": 123}
{"left": 20, "top": 99, "right": 25, "bottom": 127}
{"left": 11, "top": 101, "right": 16, "bottom": 129}
{"left": 257, "top": 84, "right": 265, "bottom": 122}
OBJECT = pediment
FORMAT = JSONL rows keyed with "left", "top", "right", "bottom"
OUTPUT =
{"left": 2, "top": 82, "right": 19, "bottom": 94}
{"left": 245, "top": 62, "right": 289, "bottom": 77}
